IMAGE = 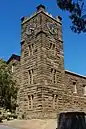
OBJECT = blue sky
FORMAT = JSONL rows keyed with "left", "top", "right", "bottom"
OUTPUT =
{"left": 0, "top": 0, "right": 86, "bottom": 75}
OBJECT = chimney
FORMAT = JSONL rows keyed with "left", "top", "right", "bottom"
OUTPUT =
{"left": 37, "top": 4, "right": 45, "bottom": 12}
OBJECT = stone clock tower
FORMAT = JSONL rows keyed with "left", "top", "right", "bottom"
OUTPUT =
{"left": 18, "top": 5, "right": 65, "bottom": 119}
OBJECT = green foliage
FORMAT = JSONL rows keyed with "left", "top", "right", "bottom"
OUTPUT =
{"left": 0, "top": 110, "right": 3, "bottom": 122}
{"left": 0, "top": 116, "right": 3, "bottom": 123}
{"left": 57, "top": 0, "right": 86, "bottom": 33}
{"left": 0, "top": 108, "right": 18, "bottom": 121}
{"left": 0, "top": 59, "right": 18, "bottom": 112}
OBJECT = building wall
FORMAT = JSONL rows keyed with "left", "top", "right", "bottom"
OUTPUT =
{"left": 17, "top": 6, "right": 67, "bottom": 119}
{"left": 7, "top": 5, "right": 86, "bottom": 119}
{"left": 62, "top": 71, "right": 86, "bottom": 113}
{"left": 7, "top": 56, "right": 20, "bottom": 113}
{"left": 19, "top": 12, "right": 45, "bottom": 118}
{"left": 65, "top": 70, "right": 86, "bottom": 96}
{"left": 7, "top": 57, "right": 20, "bottom": 88}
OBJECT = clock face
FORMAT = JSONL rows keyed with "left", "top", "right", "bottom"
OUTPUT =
{"left": 47, "top": 22, "right": 57, "bottom": 35}
{"left": 26, "top": 23, "right": 36, "bottom": 36}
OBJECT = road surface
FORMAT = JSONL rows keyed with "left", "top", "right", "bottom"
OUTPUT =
{"left": 0, "top": 125, "right": 16, "bottom": 129}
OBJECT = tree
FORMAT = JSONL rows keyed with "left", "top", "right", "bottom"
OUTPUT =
{"left": 57, "top": 0, "right": 86, "bottom": 33}
{"left": 0, "top": 59, "right": 18, "bottom": 112}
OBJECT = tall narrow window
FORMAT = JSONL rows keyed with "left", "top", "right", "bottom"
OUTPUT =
{"left": 28, "top": 95, "right": 34, "bottom": 110}
{"left": 52, "top": 94, "right": 55, "bottom": 109}
{"left": 55, "top": 95, "right": 58, "bottom": 103}
{"left": 28, "top": 45, "right": 30, "bottom": 56}
{"left": 31, "top": 95, "right": 34, "bottom": 109}
{"left": 31, "top": 69, "right": 33, "bottom": 84}
{"left": 12, "top": 64, "right": 15, "bottom": 73}
{"left": 52, "top": 94, "right": 58, "bottom": 109}
{"left": 53, "top": 44, "right": 55, "bottom": 50}
{"left": 73, "top": 82, "right": 77, "bottom": 93}
{"left": 51, "top": 68, "right": 53, "bottom": 83}
{"left": 49, "top": 43, "right": 56, "bottom": 56}
{"left": 50, "top": 43, "right": 52, "bottom": 49}
{"left": 32, "top": 44, "right": 34, "bottom": 55}
{"left": 28, "top": 70, "right": 30, "bottom": 84}
{"left": 28, "top": 95, "right": 31, "bottom": 109}
{"left": 50, "top": 43, "right": 55, "bottom": 50}
{"left": 28, "top": 69, "right": 34, "bottom": 84}
{"left": 12, "top": 65, "right": 14, "bottom": 73}
{"left": 55, "top": 95, "right": 58, "bottom": 108}
{"left": 51, "top": 68, "right": 57, "bottom": 84}
{"left": 53, "top": 44, "right": 56, "bottom": 56}
{"left": 28, "top": 44, "right": 34, "bottom": 56}
{"left": 83, "top": 85, "right": 86, "bottom": 96}
{"left": 54, "top": 69, "right": 57, "bottom": 84}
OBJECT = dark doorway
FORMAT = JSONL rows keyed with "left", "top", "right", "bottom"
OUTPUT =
{"left": 57, "top": 112, "right": 86, "bottom": 129}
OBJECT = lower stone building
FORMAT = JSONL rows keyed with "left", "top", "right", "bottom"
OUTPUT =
{"left": 7, "top": 5, "right": 86, "bottom": 119}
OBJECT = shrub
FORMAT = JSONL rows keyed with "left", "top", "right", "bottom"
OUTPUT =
{"left": 12, "top": 114, "right": 17, "bottom": 119}
{"left": 7, "top": 117, "right": 10, "bottom": 121}
{"left": 0, "top": 115, "right": 3, "bottom": 123}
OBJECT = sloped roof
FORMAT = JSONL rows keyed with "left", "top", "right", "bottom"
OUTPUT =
{"left": 65, "top": 70, "right": 86, "bottom": 79}
{"left": 7, "top": 54, "right": 20, "bottom": 64}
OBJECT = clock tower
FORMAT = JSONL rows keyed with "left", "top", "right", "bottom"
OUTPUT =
{"left": 18, "top": 5, "right": 65, "bottom": 119}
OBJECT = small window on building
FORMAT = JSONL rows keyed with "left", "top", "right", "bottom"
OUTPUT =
{"left": 52, "top": 94, "right": 55, "bottom": 109}
{"left": 28, "top": 95, "right": 31, "bottom": 109}
{"left": 12, "top": 64, "right": 15, "bottom": 73}
{"left": 51, "top": 68, "right": 57, "bottom": 84}
{"left": 28, "top": 69, "right": 34, "bottom": 84}
{"left": 50, "top": 43, "right": 52, "bottom": 49}
{"left": 73, "top": 82, "right": 77, "bottom": 93}
{"left": 54, "top": 69, "right": 57, "bottom": 84}
{"left": 28, "top": 45, "right": 31, "bottom": 56}
{"left": 28, "top": 44, "right": 34, "bottom": 56}
{"left": 83, "top": 85, "right": 86, "bottom": 96}
{"left": 49, "top": 43, "right": 56, "bottom": 55}
{"left": 12, "top": 65, "right": 14, "bottom": 73}
{"left": 55, "top": 95, "right": 58, "bottom": 103}
{"left": 31, "top": 95, "right": 34, "bottom": 109}
{"left": 28, "top": 70, "right": 30, "bottom": 84}
{"left": 28, "top": 95, "right": 34, "bottom": 110}
{"left": 52, "top": 94, "right": 58, "bottom": 109}
{"left": 32, "top": 44, "right": 34, "bottom": 55}
{"left": 53, "top": 44, "right": 55, "bottom": 50}
{"left": 50, "top": 43, "right": 55, "bottom": 49}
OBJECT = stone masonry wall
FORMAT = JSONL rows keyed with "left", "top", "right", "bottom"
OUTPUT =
{"left": 18, "top": 7, "right": 66, "bottom": 119}
{"left": 7, "top": 5, "right": 86, "bottom": 119}
{"left": 62, "top": 70, "right": 86, "bottom": 113}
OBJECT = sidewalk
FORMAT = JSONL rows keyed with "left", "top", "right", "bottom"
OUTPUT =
{"left": 2, "top": 119, "right": 57, "bottom": 129}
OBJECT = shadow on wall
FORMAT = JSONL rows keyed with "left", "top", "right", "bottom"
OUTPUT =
{"left": 57, "top": 112, "right": 86, "bottom": 129}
